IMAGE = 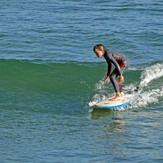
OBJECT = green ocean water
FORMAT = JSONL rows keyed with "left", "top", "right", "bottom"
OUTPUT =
{"left": 0, "top": 60, "right": 163, "bottom": 162}
{"left": 0, "top": 0, "right": 163, "bottom": 162}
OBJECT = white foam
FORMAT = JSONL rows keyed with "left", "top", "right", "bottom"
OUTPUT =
{"left": 131, "top": 63, "right": 163, "bottom": 108}
{"left": 139, "top": 63, "right": 163, "bottom": 88}
{"left": 88, "top": 79, "right": 109, "bottom": 107}
{"left": 130, "top": 86, "right": 163, "bottom": 108}
{"left": 95, "top": 80, "right": 105, "bottom": 90}
{"left": 123, "top": 83, "right": 137, "bottom": 92}
{"left": 88, "top": 94, "right": 106, "bottom": 107}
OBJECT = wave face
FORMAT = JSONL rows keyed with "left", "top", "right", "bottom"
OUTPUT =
{"left": 0, "top": 60, "right": 162, "bottom": 110}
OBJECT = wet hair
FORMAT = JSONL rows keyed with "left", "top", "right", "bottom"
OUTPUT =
{"left": 93, "top": 44, "right": 107, "bottom": 52}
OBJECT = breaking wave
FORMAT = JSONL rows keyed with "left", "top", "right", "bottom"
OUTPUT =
{"left": 130, "top": 86, "right": 163, "bottom": 108}
{"left": 139, "top": 63, "right": 163, "bottom": 88}
{"left": 89, "top": 62, "right": 163, "bottom": 109}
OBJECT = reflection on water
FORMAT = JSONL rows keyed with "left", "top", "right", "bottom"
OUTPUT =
{"left": 91, "top": 108, "right": 128, "bottom": 155}
{"left": 105, "top": 117, "right": 127, "bottom": 134}
{"left": 91, "top": 108, "right": 115, "bottom": 120}
{"left": 91, "top": 108, "right": 127, "bottom": 134}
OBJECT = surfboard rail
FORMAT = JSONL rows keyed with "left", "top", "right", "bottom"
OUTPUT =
{"left": 94, "top": 100, "right": 131, "bottom": 109}
{"left": 93, "top": 93, "right": 137, "bottom": 109}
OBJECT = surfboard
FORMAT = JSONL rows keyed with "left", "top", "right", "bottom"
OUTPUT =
{"left": 93, "top": 93, "right": 136, "bottom": 109}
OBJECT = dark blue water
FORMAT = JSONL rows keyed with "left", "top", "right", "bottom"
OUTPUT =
{"left": 0, "top": 0, "right": 163, "bottom": 162}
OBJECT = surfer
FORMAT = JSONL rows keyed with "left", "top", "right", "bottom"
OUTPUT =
{"left": 93, "top": 44, "right": 130, "bottom": 101}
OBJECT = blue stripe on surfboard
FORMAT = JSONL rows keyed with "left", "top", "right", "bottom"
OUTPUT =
{"left": 94, "top": 100, "right": 131, "bottom": 109}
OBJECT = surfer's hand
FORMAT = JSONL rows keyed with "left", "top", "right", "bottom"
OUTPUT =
{"left": 119, "top": 75, "right": 124, "bottom": 83}
{"left": 105, "top": 76, "right": 110, "bottom": 83}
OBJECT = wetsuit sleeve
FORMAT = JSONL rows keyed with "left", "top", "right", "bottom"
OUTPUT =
{"left": 109, "top": 56, "right": 122, "bottom": 75}
{"left": 106, "top": 60, "right": 112, "bottom": 76}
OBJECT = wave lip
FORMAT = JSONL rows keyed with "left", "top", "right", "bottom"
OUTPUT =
{"left": 139, "top": 63, "right": 163, "bottom": 88}
{"left": 131, "top": 86, "right": 163, "bottom": 108}
{"left": 131, "top": 63, "right": 163, "bottom": 108}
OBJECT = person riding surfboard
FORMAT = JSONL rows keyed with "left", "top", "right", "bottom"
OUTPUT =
{"left": 93, "top": 44, "right": 130, "bottom": 101}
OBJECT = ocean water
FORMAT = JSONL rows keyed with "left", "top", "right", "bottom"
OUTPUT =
{"left": 0, "top": 0, "right": 163, "bottom": 162}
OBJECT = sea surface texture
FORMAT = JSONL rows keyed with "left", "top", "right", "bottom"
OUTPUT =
{"left": 0, "top": 0, "right": 163, "bottom": 162}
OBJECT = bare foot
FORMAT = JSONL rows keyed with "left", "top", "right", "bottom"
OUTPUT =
{"left": 109, "top": 92, "right": 124, "bottom": 101}
{"left": 110, "top": 92, "right": 123, "bottom": 101}
{"left": 110, "top": 95, "right": 121, "bottom": 101}
{"left": 120, "top": 92, "right": 124, "bottom": 97}
{"left": 110, "top": 94, "right": 116, "bottom": 98}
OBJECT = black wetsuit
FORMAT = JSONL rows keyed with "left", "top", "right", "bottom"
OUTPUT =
{"left": 104, "top": 50, "right": 130, "bottom": 93}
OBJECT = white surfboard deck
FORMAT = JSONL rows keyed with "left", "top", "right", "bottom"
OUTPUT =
{"left": 93, "top": 93, "right": 136, "bottom": 109}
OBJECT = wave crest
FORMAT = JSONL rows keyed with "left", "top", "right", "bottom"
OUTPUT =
{"left": 139, "top": 63, "right": 163, "bottom": 88}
